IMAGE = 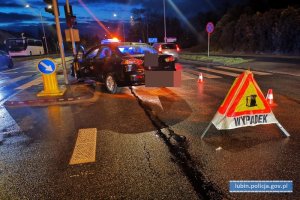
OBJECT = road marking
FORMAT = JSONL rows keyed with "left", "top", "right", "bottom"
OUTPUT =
{"left": 0, "top": 71, "right": 19, "bottom": 74}
{"left": 215, "top": 66, "right": 272, "bottom": 75}
{"left": 181, "top": 73, "right": 194, "bottom": 80}
{"left": 0, "top": 68, "right": 19, "bottom": 73}
{"left": 183, "top": 67, "right": 221, "bottom": 78}
{"left": 197, "top": 67, "right": 239, "bottom": 77}
{"left": 22, "top": 70, "right": 38, "bottom": 73}
{"left": 0, "top": 107, "right": 21, "bottom": 137}
{"left": 69, "top": 128, "right": 97, "bottom": 165}
{"left": 16, "top": 76, "right": 42, "bottom": 90}
{"left": 0, "top": 76, "right": 29, "bottom": 88}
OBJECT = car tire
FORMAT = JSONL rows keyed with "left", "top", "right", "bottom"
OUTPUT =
{"left": 104, "top": 73, "right": 119, "bottom": 94}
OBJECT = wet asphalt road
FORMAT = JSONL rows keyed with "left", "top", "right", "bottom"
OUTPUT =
{"left": 0, "top": 58, "right": 299, "bottom": 199}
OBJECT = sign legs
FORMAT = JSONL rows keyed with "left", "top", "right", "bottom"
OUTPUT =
{"left": 201, "top": 121, "right": 212, "bottom": 139}
{"left": 276, "top": 122, "right": 290, "bottom": 137}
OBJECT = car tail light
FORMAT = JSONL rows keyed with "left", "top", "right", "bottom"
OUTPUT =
{"left": 165, "top": 56, "right": 175, "bottom": 62}
{"left": 176, "top": 44, "right": 180, "bottom": 52}
{"left": 121, "top": 58, "right": 143, "bottom": 65}
{"left": 122, "top": 58, "right": 143, "bottom": 72}
{"left": 158, "top": 45, "right": 162, "bottom": 53}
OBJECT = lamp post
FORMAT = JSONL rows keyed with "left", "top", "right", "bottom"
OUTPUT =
{"left": 163, "top": 0, "right": 167, "bottom": 43}
{"left": 113, "top": 13, "right": 126, "bottom": 42}
{"left": 25, "top": 4, "right": 49, "bottom": 54}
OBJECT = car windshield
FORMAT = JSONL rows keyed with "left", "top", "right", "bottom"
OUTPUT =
{"left": 161, "top": 44, "right": 177, "bottom": 49}
{"left": 117, "top": 45, "right": 157, "bottom": 56}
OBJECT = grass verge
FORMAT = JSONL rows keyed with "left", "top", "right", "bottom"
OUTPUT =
{"left": 180, "top": 54, "right": 252, "bottom": 66}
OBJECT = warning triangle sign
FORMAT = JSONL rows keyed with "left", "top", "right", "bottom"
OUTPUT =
{"left": 211, "top": 70, "right": 278, "bottom": 130}
{"left": 201, "top": 70, "right": 290, "bottom": 139}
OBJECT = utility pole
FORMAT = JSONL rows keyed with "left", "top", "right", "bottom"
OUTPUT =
{"left": 52, "top": 0, "right": 69, "bottom": 84}
{"left": 25, "top": 4, "right": 49, "bottom": 55}
{"left": 39, "top": 12, "right": 49, "bottom": 54}
{"left": 65, "top": 0, "right": 76, "bottom": 56}
{"left": 163, "top": 0, "right": 167, "bottom": 43}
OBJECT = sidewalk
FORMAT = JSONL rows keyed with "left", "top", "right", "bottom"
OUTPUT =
{"left": 4, "top": 76, "right": 96, "bottom": 107}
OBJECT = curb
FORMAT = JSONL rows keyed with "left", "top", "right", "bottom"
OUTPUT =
{"left": 4, "top": 92, "right": 94, "bottom": 107}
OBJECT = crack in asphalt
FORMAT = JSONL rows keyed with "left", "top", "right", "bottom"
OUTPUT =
{"left": 143, "top": 141, "right": 160, "bottom": 177}
{"left": 130, "top": 87, "right": 226, "bottom": 200}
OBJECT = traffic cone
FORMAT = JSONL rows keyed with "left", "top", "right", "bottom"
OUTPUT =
{"left": 266, "top": 89, "right": 274, "bottom": 105}
{"left": 198, "top": 73, "right": 203, "bottom": 83}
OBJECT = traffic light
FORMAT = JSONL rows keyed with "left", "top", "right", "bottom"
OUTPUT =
{"left": 44, "top": 0, "right": 59, "bottom": 16}
{"left": 64, "top": 4, "right": 73, "bottom": 17}
{"left": 64, "top": 4, "right": 76, "bottom": 28}
{"left": 66, "top": 16, "right": 77, "bottom": 28}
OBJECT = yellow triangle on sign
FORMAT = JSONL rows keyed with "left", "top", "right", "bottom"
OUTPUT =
{"left": 233, "top": 80, "right": 267, "bottom": 113}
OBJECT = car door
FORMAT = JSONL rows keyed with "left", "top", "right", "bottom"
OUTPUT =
{"left": 80, "top": 47, "right": 100, "bottom": 77}
{"left": 93, "top": 46, "right": 121, "bottom": 81}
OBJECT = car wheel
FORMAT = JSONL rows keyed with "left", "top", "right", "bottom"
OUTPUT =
{"left": 104, "top": 73, "right": 119, "bottom": 94}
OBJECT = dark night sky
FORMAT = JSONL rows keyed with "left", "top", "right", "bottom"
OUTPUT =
{"left": 0, "top": 0, "right": 245, "bottom": 32}
{"left": 0, "top": 0, "right": 298, "bottom": 39}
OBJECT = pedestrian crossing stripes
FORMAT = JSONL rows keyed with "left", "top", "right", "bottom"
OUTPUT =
{"left": 197, "top": 67, "right": 240, "bottom": 77}
{"left": 16, "top": 77, "right": 42, "bottom": 90}
{"left": 0, "top": 76, "right": 29, "bottom": 88}
{"left": 0, "top": 71, "right": 19, "bottom": 74}
{"left": 215, "top": 66, "right": 271, "bottom": 75}
{"left": 183, "top": 68, "right": 221, "bottom": 79}
{"left": 181, "top": 64, "right": 272, "bottom": 79}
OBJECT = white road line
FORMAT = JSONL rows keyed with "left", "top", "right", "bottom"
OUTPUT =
{"left": 69, "top": 128, "right": 97, "bottom": 165}
{"left": 16, "top": 76, "right": 42, "bottom": 90}
{"left": 22, "top": 71, "right": 38, "bottom": 73}
{"left": 183, "top": 68, "right": 221, "bottom": 78}
{"left": 0, "top": 71, "right": 19, "bottom": 74}
{"left": 197, "top": 67, "right": 239, "bottom": 77}
{"left": 215, "top": 66, "right": 272, "bottom": 75}
{"left": 181, "top": 73, "right": 194, "bottom": 80}
{"left": 0, "top": 68, "right": 19, "bottom": 73}
{"left": 0, "top": 107, "right": 21, "bottom": 137}
{"left": 0, "top": 76, "right": 29, "bottom": 88}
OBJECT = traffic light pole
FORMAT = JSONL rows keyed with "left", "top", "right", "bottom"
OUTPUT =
{"left": 66, "top": 0, "right": 76, "bottom": 56}
{"left": 52, "top": 0, "right": 69, "bottom": 85}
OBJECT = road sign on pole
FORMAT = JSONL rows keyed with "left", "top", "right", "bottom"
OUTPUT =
{"left": 206, "top": 22, "right": 214, "bottom": 57}
{"left": 37, "top": 58, "right": 65, "bottom": 97}
{"left": 38, "top": 59, "right": 56, "bottom": 74}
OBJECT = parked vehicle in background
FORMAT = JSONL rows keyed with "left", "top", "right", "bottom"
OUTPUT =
{"left": 72, "top": 42, "right": 176, "bottom": 94}
{"left": 0, "top": 50, "right": 13, "bottom": 69}
{"left": 153, "top": 43, "right": 180, "bottom": 61}
{"left": 4, "top": 38, "right": 44, "bottom": 57}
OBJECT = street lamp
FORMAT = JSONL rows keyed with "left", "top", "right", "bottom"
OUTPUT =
{"left": 113, "top": 13, "right": 126, "bottom": 42}
{"left": 163, "top": 0, "right": 167, "bottom": 43}
{"left": 25, "top": 4, "right": 49, "bottom": 54}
